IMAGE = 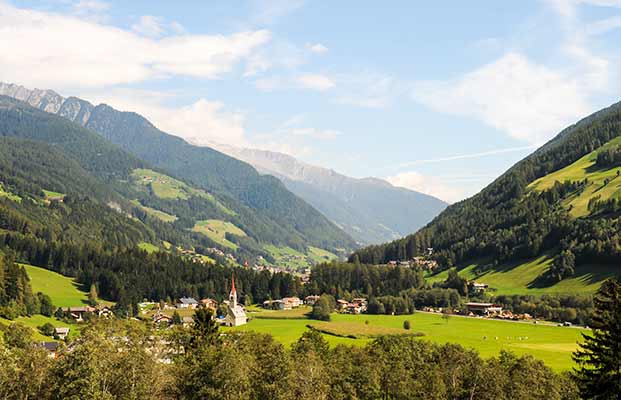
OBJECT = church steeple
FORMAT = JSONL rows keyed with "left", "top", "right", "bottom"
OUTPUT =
{"left": 229, "top": 273, "right": 237, "bottom": 308}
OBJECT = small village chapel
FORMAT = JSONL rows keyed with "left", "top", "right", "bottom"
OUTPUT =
{"left": 225, "top": 273, "right": 247, "bottom": 327}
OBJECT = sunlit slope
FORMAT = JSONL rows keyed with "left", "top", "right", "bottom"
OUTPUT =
{"left": 427, "top": 256, "right": 616, "bottom": 295}
{"left": 23, "top": 264, "right": 88, "bottom": 307}
{"left": 529, "top": 136, "right": 621, "bottom": 217}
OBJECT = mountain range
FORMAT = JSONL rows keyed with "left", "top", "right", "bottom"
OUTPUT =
{"left": 212, "top": 144, "right": 448, "bottom": 244}
{"left": 0, "top": 82, "right": 447, "bottom": 249}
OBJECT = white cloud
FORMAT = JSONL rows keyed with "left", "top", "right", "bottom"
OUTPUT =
{"left": 0, "top": 3, "right": 270, "bottom": 89}
{"left": 295, "top": 74, "right": 335, "bottom": 91}
{"left": 71, "top": 0, "right": 109, "bottom": 21}
{"left": 85, "top": 89, "right": 251, "bottom": 148}
{"left": 290, "top": 127, "right": 342, "bottom": 140}
{"left": 250, "top": 0, "right": 306, "bottom": 25}
{"left": 412, "top": 53, "right": 594, "bottom": 144}
{"left": 131, "top": 15, "right": 164, "bottom": 38}
{"left": 305, "top": 42, "right": 328, "bottom": 54}
{"left": 386, "top": 171, "right": 466, "bottom": 203}
{"left": 131, "top": 15, "right": 188, "bottom": 38}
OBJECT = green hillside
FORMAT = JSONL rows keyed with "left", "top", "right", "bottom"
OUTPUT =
{"left": 352, "top": 101, "right": 621, "bottom": 293}
{"left": 192, "top": 219, "right": 247, "bottom": 250}
{"left": 427, "top": 256, "right": 616, "bottom": 295}
{"left": 23, "top": 264, "right": 88, "bottom": 308}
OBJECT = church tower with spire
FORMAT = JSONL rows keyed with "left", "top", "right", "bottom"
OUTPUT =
{"left": 229, "top": 273, "right": 237, "bottom": 308}
{"left": 225, "top": 272, "right": 247, "bottom": 327}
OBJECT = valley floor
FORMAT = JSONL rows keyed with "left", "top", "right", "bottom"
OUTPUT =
{"left": 230, "top": 306, "right": 585, "bottom": 371}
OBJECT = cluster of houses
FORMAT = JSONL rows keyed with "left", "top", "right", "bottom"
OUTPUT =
{"left": 336, "top": 298, "right": 368, "bottom": 314}
{"left": 386, "top": 257, "right": 439, "bottom": 271}
{"left": 262, "top": 296, "right": 303, "bottom": 310}
{"left": 150, "top": 274, "right": 248, "bottom": 328}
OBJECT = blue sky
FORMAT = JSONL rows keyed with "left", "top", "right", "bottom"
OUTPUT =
{"left": 2, "top": 0, "right": 621, "bottom": 202}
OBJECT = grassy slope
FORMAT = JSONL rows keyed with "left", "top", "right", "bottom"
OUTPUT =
{"left": 192, "top": 219, "right": 246, "bottom": 250}
{"left": 530, "top": 136, "right": 621, "bottom": 217}
{"left": 426, "top": 256, "right": 615, "bottom": 295}
{"left": 131, "top": 168, "right": 234, "bottom": 215}
{"left": 0, "top": 314, "right": 81, "bottom": 341}
{"left": 24, "top": 264, "right": 88, "bottom": 307}
{"left": 264, "top": 245, "right": 338, "bottom": 270}
{"left": 138, "top": 242, "right": 160, "bottom": 254}
{"left": 232, "top": 307, "right": 585, "bottom": 371}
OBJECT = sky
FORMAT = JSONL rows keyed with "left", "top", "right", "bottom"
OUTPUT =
{"left": 1, "top": 0, "right": 621, "bottom": 203}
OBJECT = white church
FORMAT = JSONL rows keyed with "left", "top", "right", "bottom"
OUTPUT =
{"left": 225, "top": 273, "right": 247, "bottom": 327}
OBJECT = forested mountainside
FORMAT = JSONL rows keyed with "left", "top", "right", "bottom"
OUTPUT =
{"left": 0, "top": 109, "right": 305, "bottom": 309}
{"left": 215, "top": 145, "right": 447, "bottom": 244}
{"left": 351, "top": 101, "right": 621, "bottom": 285}
{"left": 0, "top": 83, "right": 356, "bottom": 256}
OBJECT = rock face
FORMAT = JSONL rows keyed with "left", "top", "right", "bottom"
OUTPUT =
{"left": 214, "top": 145, "right": 448, "bottom": 245}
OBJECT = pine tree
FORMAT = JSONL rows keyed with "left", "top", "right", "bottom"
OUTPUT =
{"left": 573, "top": 278, "right": 621, "bottom": 398}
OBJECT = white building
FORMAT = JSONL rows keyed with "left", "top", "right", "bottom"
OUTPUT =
{"left": 225, "top": 274, "right": 247, "bottom": 327}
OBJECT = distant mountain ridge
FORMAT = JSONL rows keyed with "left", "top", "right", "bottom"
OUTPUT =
{"left": 213, "top": 144, "right": 448, "bottom": 244}
{"left": 0, "top": 82, "right": 356, "bottom": 255}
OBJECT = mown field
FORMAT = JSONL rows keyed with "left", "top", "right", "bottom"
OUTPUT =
{"left": 529, "top": 136, "right": 621, "bottom": 217}
{"left": 23, "top": 264, "right": 88, "bottom": 307}
{"left": 427, "top": 256, "right": 616, "bottom": 295}
{"left": 231, "top": 307, "right": 586, "bottom": 371}
{"left": 263, "top": 245, "right": 337, "bottom": 270}
{"left": 192, "top": 219, "right": 247, "bottom": 250}
{"left": 0, "top": 314, "right": 81, "bottom": 341}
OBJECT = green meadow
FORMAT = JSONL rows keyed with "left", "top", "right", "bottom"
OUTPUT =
{"left": 131, "top": 168, "right": 234, "bottom": 215}
{"left": 529, "top": 136, "right": 621, "bottom": 217}
{"left": 263, "top": 245, "right": 337, "bottom": 270}
{"left": 0, "top": 182, "right": 21, "bottom": 202}
{"left": 0, "top": 314, "right": 81, "bottom": 341}
{"left": 427, "top": 256, "right": 616, "bottom": 295}
{"left": 24, "top": 264, "right": 88, "bottom": 307}
{"left": 192, "top": 219, "right": 247, "bottom": 250}
{"left": 232, "top": 307, "right": 586, "bottom": 371}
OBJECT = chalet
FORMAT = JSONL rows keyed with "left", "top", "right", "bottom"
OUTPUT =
{"left": 66, "top": 306, "right": 95, "bottom": 321}
{"left": 336, "top": 299, "right": 349, "bottom": 311}
{"left": 305, "top": 295, "right": 320, "bottom": 305}
{"left": 225, "top": 274, "right": 247, "bottom": 327}
{"left": 40, "top": 342, "right": 60, "bottom": 358}
{"left": 54, "top": 327, "right": 70, "bottom": 340}
{"left": 263, "top": 299, "right": 283, "bottom": 310}
{"left": 152, "top": 313, "right": 173, "bottom": 326}
{"left": 176, "top": 297, "right": 198, "bottom": 309}
{"left": 346, "top": 304, "right": 363, "bottom": 314}
{"left": 282, "top": 297, "right": 302, "bottom": 308}
{"left": 469, "top": 282, "right": 489, "bottom": 294}
{"left": 200, "top": 298, "right": 218, "bottom": 309}
{"left": 466, "top": 302, "right": 503, "bottom": 316}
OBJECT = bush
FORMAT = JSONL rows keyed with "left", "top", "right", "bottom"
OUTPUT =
{"left": 403, "top": 320, "right": 411, "bottom": 330}
{"left": 39, "top": 322, "right": 55, "bottom": 337}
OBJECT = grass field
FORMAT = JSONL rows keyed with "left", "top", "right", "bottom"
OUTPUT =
{"left": 138, "top": 242, "right": 160, "bottom": 254}
{"left": 0, "top": 314, "right": 81, "bottom": 341}
{"left": 131, "top": 168, "right": 234, "bottom": 215}
{"left": 232, "top": 307, "right": 587, "bottom": 371}
{"left": 264, "top": 245, "right": 337, "bottom": 271}
{"left": 42, "top": 189, "right": 65, "bottom": 200}
{"left": 192, "top": 219, "right": 247, "bottom": 250}
{"left": 427, "top": 256, "right": 616, "bottom": 295}
{"left": 131, "top": 200, "right": 177, "bottom": 222}
{"left": 529, "top": 136, "right": 621, "bottom": 217}
{"left": 24, "top": 264, "right": 88, "bottom": 307}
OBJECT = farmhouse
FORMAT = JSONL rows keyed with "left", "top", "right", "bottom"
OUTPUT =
{"left": 40, "top": 342, "right": 60, "bottom": 358}
{"left": 469, "top": 282, "right": 489, "bottom": 294}
{"left": 176, "top": 297, "right": 198, "bottom": 309}
{"left": 152, "top": 313, "right": 173, "bottom": 326}
{"left": 305, "top": 295, "right": 320, "bottom": 305}
{"left": 54, "top": 327, "right": 70, "bottom": 340}
{"left": 466, "top": 302, "right": 503, "bottom": 316}
{"left": 200, "top": 298, "right": 218, "bottom": 309}
{"left": 225, "top": 274, "right": 247, "bottom": 327}
{"left": 282, "top": 296, "right": 302, "bottom": 308}
{"left": 66, "top": 306, "right": 96, "bottom": 321}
